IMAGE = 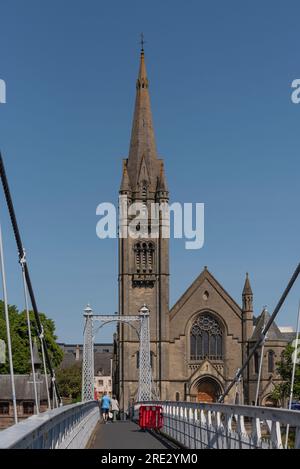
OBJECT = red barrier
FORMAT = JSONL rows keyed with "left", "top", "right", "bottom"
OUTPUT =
{"left": 138, "top": 405, "right": 164, "bottom": 430}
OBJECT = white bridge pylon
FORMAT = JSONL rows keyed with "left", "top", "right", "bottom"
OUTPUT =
{"left": 82, "top": 304, "right": 152, "bottom": 402}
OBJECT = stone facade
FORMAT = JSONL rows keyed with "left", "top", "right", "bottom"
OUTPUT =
{"left": 0, "top": 373, "right": 49, "bottom": 429}
{"left": 58, "top": 342, "right": 113, "bottom": 376}
{"left": 94, "top": 375, "right": 112, "bottom": 400}
{"left": 58, "top": 342, "right": 113, "bottom": 401}
{"left": 115, "top": 49, "right": 293, "bottom": 410}
{"left": 117, "top": 48, "right": 169, "bottom": 410}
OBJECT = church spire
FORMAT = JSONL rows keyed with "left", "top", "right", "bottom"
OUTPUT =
{"left": 242, "top": 272, "right": 253, "bottom": 312}
{"left": 127, "top": 45, "right": 158, "bottom": 190}
{"left": 242, "top": 272, "right": 253, "bottom": 296}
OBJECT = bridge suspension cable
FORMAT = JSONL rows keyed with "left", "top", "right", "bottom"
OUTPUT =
{"left": 39, "top": 324, "right": 51, "bottom": 409}
{"left": 0, "top": 153, "right": 61, "bottom": 405}
{"left": 20, "top": 253, "right": 39, "bottom": 414}
{"left": 218, "top": 261, "right": 300, "bottom": 403}
{"left": 254, "top": 312, "right": 267, "bottom": 406}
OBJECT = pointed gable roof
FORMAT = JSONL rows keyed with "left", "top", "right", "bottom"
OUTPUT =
{"left": 242, "top": 272, "right": 253, "bottom": 296}
{"left": 170, "top": 266, "right": 243, "bottom": 321}
{"left": 188, "top": 359, "right": 226, "bottom": 385}
{"left": 156, "top": 161, "right": 168, "bottom": 192}
{"left": 250, "top": 308, "right": 285, "bottom": 342}
{"left": 120, "top": 160, "right": 132, "bottom": 192}
{"left": 127, "top": 49, "right": 160, "bottom": 190}
{"left": 137, "top": 154, "right": 151, "bottom": 185}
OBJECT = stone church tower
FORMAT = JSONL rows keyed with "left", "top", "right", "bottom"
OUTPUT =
{"left": 117, "top": 47, "right": 169, "bottom": 409}
{"left": 114, "top": 47, "right": 293, "bottom": 411}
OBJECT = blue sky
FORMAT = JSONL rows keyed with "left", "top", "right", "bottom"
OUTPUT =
{"left": 0, "top": 1, "right": 299, "bottom": 343}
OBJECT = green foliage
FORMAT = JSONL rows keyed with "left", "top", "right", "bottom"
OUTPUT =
{"left": 0, "top": 300, "right": 63, "bottom": 374}
{"left": 56, "top": 363, "right": 82, "bottom": 401}
{"left": 271, "top": 342, "right": 300, "bottom": 406}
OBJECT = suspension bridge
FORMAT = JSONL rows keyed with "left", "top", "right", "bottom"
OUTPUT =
{"left": 0, "top": 152, "right": 299, "bottom": 450}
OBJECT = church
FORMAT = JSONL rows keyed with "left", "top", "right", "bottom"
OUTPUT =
{"left": 114, "top": 47, "right": 293, "bottom": 410}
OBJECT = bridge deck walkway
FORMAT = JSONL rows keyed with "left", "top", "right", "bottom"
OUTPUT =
{"left": 88, "top": 421, "right": 169, "bottom": 449}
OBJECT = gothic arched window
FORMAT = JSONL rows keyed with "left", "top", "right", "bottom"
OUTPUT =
{"left": 134, "top": 242, "right": 155, "bottom": 273}
{"left": 147, "top": 242, "right": 154, "bottom": 272}
{"left": 268, "top": 350, "right": 275, "bottom": 373}
{"left": 142, "top": 183, "right": 147, "bottom": 199}
{"left": 190, "top": 313, "right": 223, "bottom": 361}
{"left": 134, "top": 243, "right": 141, "bottom": 272}
{"left": 141, "top": 181, "right": 148, "bottom": 210}
{"left": 254, "top": 352, "right": 260, "bottom": 374}
{"left": 141, "top": 243, "right": 147, "bottom": 271}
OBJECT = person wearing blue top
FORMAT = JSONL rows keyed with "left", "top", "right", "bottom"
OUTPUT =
{"left": 100, "top": 392, "right": 111, "bottom": 423}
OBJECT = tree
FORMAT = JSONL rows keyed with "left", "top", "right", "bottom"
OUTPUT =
{"left": 271, "top": 342, "right": 300, "bottom": 406}
{"left": 56, "top": 363, "right": 82, "bottom": 402}
{"left": 0, "top": 300, "right": 63, "bottom": 374}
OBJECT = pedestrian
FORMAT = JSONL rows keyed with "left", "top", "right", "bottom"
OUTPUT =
{"left": 111, "top": 395, "right": 119, "bottom": 422}
{"left": 100, "top": 391, "right": 111, "bottom": 423}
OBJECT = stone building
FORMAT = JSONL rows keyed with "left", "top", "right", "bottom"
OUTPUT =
{"left": 0, "top": 374, "right": 50, "bottom": 429}
{"left": 114, "top": 48, "right": 293, "bottom": 410}
{"left": 0, "top": 343, "right": 49, "bottom": 429}
{"left": 94, "top": 374, "right": 112, "bottom": 400}
{"left": 58, "top": 342, "right": 113, "bottom": 399}
{"left": 58, "top": 342, "right": 113, "bottom": 375}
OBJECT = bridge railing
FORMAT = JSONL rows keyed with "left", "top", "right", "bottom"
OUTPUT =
{"left": 0, "top": 401, "right": 99, "bottom": 449}
{"left": 134, "top": 401, "right": 300, "bottom": 449}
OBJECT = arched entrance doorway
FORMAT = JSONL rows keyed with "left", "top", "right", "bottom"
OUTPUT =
{"left": 195, "top": 377, "right": 222, "bottom": 403}
{"left": 262, "top": 395, "right": 277, "bottom": 408}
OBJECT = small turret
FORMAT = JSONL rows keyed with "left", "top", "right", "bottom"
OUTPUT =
{"left": 242, "top": 272, "right": 254, "bottom": 401}
{"left": 120, "top": 160, "right": 132, "bottom": 195}
{"left": 156, "top": 161, "right": 169, "bottom": 200}
{"left": 242, "top": 272, "right": 253, "bottom": 312}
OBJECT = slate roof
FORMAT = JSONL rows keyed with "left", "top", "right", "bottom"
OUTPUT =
{"left": 250, "top": 309, "right": 290, "bottom": 342}
{"left": 58, "top": 343, "right": 113, "bottom": 375}
{"left": 281, "top": 332, "right": 296, "bottom": 342}
{"left": 0, "top": 374, "right": 50, "bottom": 400}
{"left": 94, "top": 352, "right": 112, "bottom": 376}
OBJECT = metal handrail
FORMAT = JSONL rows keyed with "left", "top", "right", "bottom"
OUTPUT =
{"left": 0, "top": 401, "right": 99, "bottom": 449}
{"left": 134, "top": 400, "right": 300, "bottom": 449}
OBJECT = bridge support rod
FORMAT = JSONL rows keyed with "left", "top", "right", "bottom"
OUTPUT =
{"left": 138, "top": 305, "right": 152, "bottom": 401}
{"left": 82, "top": 305, "right": 94, "bottom": 401}
{"left": 81, "top": 305, "right": 153, "bottom": 404}
{"left": 0, "top": 223, "right": 18, "bottom": 424}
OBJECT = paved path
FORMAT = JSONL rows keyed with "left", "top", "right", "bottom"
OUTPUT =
{"left": 88, "top": 421, "right": 169, "bottom": 449}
